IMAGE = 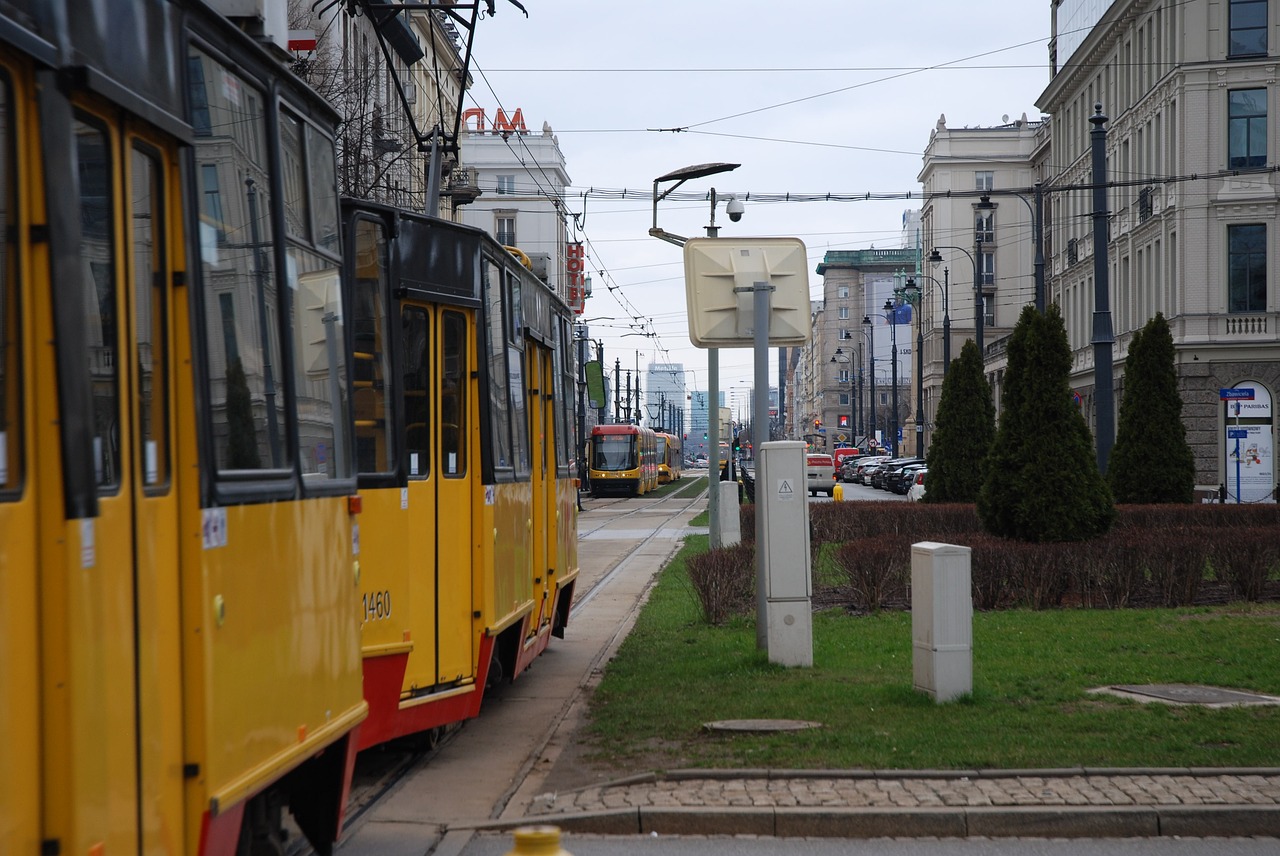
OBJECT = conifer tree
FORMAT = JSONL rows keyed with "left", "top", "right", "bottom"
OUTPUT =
{"left": 225, "top": 358, "right": 262, "bottom": 469}
{"left": 923, "top": 339, "right": 994, "bottom": 503}
{"left": 978, "top": 304, "right": 1114, "bottom": 541}
{"left": 1107, "top": 312, "right": 1195, "bottom": 502}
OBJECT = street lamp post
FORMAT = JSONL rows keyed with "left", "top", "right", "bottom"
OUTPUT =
{"left": 862, "top": 314, "right": 877, "bottom": 451}
{"left": 917, "top": 267, "right": 952, "bottom": 375}
{"left": 979, "top": 186, "right": 1046, "bottom": 313}
{"left": 649, "top": 161, "right": 741, "bottom": 550}
{"left": 884, "top": 299, "right": 900, "bottom": 459}
{"left": 899, "top": 278, "right": 923, "bottom": 458}
{"left": 929, "top": 243, "right": 982, "bottom": 356}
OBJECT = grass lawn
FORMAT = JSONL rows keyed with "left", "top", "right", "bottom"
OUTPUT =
{"left": 584, "top": 535, "right": 1280, "bottom": 772}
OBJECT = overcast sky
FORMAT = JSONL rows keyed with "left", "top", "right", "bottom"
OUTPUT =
{"left": 466, "top": 1, "right": 1051, "bottom": 397}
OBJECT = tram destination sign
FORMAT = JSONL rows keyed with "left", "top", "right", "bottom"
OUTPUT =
{"left": 1220, "top": 387, "right": 1255, "bottom": 400}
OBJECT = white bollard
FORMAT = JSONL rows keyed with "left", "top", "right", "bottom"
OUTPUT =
{"left": 717, "top": 480, "right": 741, "bottom": 546}
{"left": 911, "top": 541, "right": 973, "bottom": 702}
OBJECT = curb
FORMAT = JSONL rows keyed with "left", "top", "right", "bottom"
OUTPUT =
{"left": 454, "top": 804, "right": 1280, "bottom": 840}
{"left": 461, "top": 768, "right": 1280, "bottom": 840}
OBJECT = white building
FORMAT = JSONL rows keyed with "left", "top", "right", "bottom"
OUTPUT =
{"left": 457, "top": 110, "right": 573, "bottom": 302}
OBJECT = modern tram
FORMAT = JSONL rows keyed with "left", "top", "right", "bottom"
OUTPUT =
{"left": 0, "top": 2, "right": 578, "bottom": 855}
{"left": 656, "top": 431, "right": 683, "bottom": 484}
{"left": 587, "top": 423, "right": 659, "bottom": 497}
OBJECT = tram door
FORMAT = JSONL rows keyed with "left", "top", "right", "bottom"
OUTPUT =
{"left": 36, "top": 105, "right": 185, "bottom": 854}
{"left": 527, "top": 342, "right": 553, "bottom": 632}
{"left": 399, "top": 302, "right": 475, "bottom": 690}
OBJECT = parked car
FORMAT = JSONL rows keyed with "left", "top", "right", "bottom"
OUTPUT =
{"left": 907, "top": 468, "right": 928, "bottom": 502}
{"left": 873, "top": 457, "right": 925, "bottom": 490}
{"left": 889, "top": 462, "right": 928, "bottom": 495}
{"left": 852, "top": 455, "right": 891, "bottom": 485}
{"left": 805, "top": 453, "right": 837, "bottom": 497}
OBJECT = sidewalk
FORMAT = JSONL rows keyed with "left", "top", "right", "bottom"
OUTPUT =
{"left": 494, "top": 767, "right": 1280, "bottom": 838}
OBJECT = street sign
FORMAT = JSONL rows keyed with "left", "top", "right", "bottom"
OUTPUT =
{"left": 1227, "top": 428, "right": 1249, "bottom": 439}
{"left": 1220, "top": 388, "right": 1255, "bottom": 400}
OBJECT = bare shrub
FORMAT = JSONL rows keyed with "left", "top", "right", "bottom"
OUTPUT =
{"left": 1077, "top": 530, "right": 1146, "bottom": 608}
{"left": 1210, "top": 527, "right": 1279, "bottom": 602}
{"left": 834, "top": 536, "right": 910, "bottom": 613}
{"left": 685, "top": 543, "right": 755, "bottom": 625}
{"left": 968, "top": 534, "right": 1017, "bottom": 610}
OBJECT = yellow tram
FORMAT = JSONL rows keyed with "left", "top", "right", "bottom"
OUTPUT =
{"left": 656, "top": 431, "right": 683, "bottom": 484}
{"left": 342, "top": 202, "right": 579, "bottom": 747}
{"left": 588, "top": 423, "right": 659, "bottom": 497}
{"left": 0, "top": 3, "right": 366, "bottom": 855}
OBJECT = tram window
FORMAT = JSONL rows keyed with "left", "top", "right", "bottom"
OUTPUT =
{"left": 555, "top": 318, "right": 575, "bottom": 474}
{"left": 287, "top": 247, "right": 350, "bottom": 483}
{"left": 75, "top": 116, "right": 120, "bottom": 490}
{"left": 131, "top": 144, "right": 169, "bottom": 489}
{"left": 0, "top": 77, "right": 18, "bottom": 493}
{"left": 508, "top": 346, "right": 529, "bottom": 478}
{"left": 401, "top": 306, "right": 430, "bottom": 477}
{"left": 352, "top": 219, "right": 394, "bottom": 475}
{"left": 441, "top": 311, "right": 466, "bottom": 477}
{"left": 189, "top": 47, "right": 289, "bottom": 474}
{"left": 483, "top": 258, "right": 512, "bottom": 475}
{"left": 279, "top": 114, "right": 339, "bottom": 256}
{"left": 282, "top": 110, "right": 348, "bottom": 486}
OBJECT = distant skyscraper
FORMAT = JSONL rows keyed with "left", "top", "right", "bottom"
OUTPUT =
{"left": 645, "top": 362, "right": 686, "bottom": 433}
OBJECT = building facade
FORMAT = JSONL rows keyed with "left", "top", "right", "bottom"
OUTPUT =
{"left": 1039, "top": 0, "right": 1278, "bottom": 501}
{"left": 646, "top": 363, "right": 687, "bottom": 435}
{"left": 807, "top": 249, "right": 918, "bottom": 456}
{"left": 917, "top": 114, "right": 1045, "bottom": 451}
{"left": 457, "top": 112, "right": 573, "bottom": 303}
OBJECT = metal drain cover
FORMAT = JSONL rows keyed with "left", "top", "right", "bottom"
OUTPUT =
{"left": 704, "top": 719, "right": 822, "bottom": 733}
{"left": 1089, "top": 684, "right": 1280, "bottom": 707}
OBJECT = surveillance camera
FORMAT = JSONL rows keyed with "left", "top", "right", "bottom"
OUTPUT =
{"left": 726, "top": 197, "right": 744, "bottom": 222}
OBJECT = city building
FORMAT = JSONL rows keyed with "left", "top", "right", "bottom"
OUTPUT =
{"left": 457, "top": 111, "right": 575, "bottom": 305}
{"left": 808, "top": 249, "right": 918, "bottom": 456}
{"left": 646, "top": 363, "right": 688, "bottom": 435}
{"left": 1041, "top": 0, "right": 1278, "bottom": 501}
{"left": 918, "top": 114, "right": 1044, "bottom": 450}
{"left": 912, "top": 0, "right": 1278, "bottom": 502}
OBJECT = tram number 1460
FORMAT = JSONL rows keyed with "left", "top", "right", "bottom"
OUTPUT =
{"left": 362, "top": 591, "right": 392, "bottom": 622}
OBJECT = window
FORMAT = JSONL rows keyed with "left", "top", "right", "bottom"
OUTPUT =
{"left": 75, "top": 115, "right": 120, "bottom": 489}
{"left": 402, "top": 306, "right": 430, "bottom": 476}
{"left": 839, "top": 328, "right": 850, "bottom": 340}
{"left": 1228, "top": 89, "right": 1267, "bottom": 169}
{"left": 190, "top": 47, "right": 287, "bottom": 474}
{"left": 838, "top": 306, "right": 849, "bottom": 320}
{"left": 982, "top": 293, "right": 995, "bottom": 328}
{"left": 975, "top": 211, "right": 994, "bottom": 243}
{"left": 1138, "top": 186, "right": 1154, "bottom": 222}
{"left": 200, "top": 163, "right": 226, "bottom": 243}
{"left": 979, "top": 248, "right": 995, "bottom": 286}
{"left": 0, "top": 77, "right": 20, "bottom": 494}
{"left": 1229, "top": 0, "right": 1268, "bottom": 57}
{"left": 837, "top": 286, "right": 849, "bottom": 299}
{"left": 281, "top": 111, "right": 348, "bottom": 483}
{"left": 496, "top": 214, "right": 516, "bottom": 247}
{"left": 131, "top": 145, "right": 169, "bottom": 489}
{"left": 351, "top": 219, "right": 395, "bottom": 475}
{"left": 975, "top": 170, "right": 993, "bottom": 191}
{"left": 441, "top": 310, "right": 467, "bottom": 476}
{"left": 496, "top": 174, "right": 515, "bottom": 194}
{"left": 1228, "top": 224, "right": 1267, "bottom": 312}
